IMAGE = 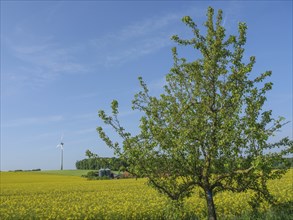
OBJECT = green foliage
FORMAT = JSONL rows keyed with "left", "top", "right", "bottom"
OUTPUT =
{"left": 81, "top": 171, "right": 111, "bottom": 180}
{"left": 85, "top": 149, "right": 98, "bottom": 159}
{"left": 75, "top": 154, "right": 128, "bottom": 171}
{"left": 97, "top": 6, "right": 293, "bottom": 220}
{"left": 234, "top": 201, "right": 293, "bottom": 220}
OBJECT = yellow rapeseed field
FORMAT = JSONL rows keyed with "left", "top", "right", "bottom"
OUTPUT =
{"left": 0, "top": 170, "right": 292, "bottom": 219}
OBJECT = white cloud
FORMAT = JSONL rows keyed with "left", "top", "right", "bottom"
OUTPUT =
{"left": 90, "top": 9, "right": 193, "bottom": 66}
{"left": 2, "top": 115, "right": 64, "bottom": 128}
{"left": 88, "top": 4, "right": 214, "bottom": 67}
{"left": 13, "top": 43, "right": 86, "bottom": 72}
{"left": 104, "top": 36, "right": 173, "bottom": 66}
{"left": 91, "top": 12, "right": 181, "bottom": 48}
{"left": 2, "top": 37, "right": 89, "bottom": 87}
{"left": 149, "top": 77, "right": 167, "bottom": 91}
{"left": 73, "top": 113, "right": 97, "bottom": 121}
{"left": 119, "top": 109, "right": 138, "bottom": 118}
{"left": 73, "top": 128, "right": 96, "bottom": 135}
{"left": 2, "top": 4, "right": 206, "bottom": 88}
{"left": 222, "top": 15, "right": 227, "bottom": 28}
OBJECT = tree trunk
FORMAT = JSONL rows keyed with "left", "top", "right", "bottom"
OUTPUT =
{"left": 205, "top": 188, "right": 217, "bottom": 220}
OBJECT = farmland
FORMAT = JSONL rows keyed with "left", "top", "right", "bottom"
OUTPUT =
{"left": 0, "top": 170, "right": 292, "bottom": 219}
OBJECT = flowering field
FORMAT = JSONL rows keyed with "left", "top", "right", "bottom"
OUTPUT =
{"left": 0, "top": 170, "right": 292, "bottom": 219}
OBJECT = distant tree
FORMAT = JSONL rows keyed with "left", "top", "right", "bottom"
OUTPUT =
{"left": 97, "top": 7, "right": 293, "bottom": 220}
{"left": 76, "top": 152, "right": 128, "bottom": 171}
{"left": 85, "top": 149, "right": 97, "bottom": 159}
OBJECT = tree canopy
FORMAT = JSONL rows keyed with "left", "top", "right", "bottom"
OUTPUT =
{"left": 76, "top": 150, "right": 127, "bottom": 171}
{"left": 97, "top": 7, "right": 292, "bottom": 220}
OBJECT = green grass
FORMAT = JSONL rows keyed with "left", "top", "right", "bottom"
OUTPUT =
{"left": 40, "top": 169, "right": 95, "bottom": 176}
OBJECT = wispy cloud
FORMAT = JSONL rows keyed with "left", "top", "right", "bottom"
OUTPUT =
{"left": 91, "top": 12, "right": 181, "bottom": 48}
{"left": 13, "top": 45, "right": 84, "bottom": 73}
{"left": 2, "top": 115, "right": 63, "bottom": 128}
{"left": 73, "top": 108, "right": 137, "bottom": 122}
{"left": 119, "top": 109, "right": 138, "bottom": 118}
{"left": 2, "top": 36, "right": 89, "bottom": 88}
{"left": 73, "top": 113, "right": 97, "bottom": 121}
{"left": 26, "top": 46, "right": 82, "bottom": 73}
{"left": 90, "top": 10, "right": 190, "bottom": 66}
{"left": 73, "top": 128, "right": 96, "bottom": 135}
{"left": 45, "top": 1, "right": 66, "bottom": 23}
{"left": 149, "top": 77, "right": 167, "bottom": 91}
{"left": 69, "top": 92, "right": 100, "bottom": 100}
{"left": 104, "top": 36, "right": 173, "bottom": 66}
{"left": 1, "top": 3, "right": 210, "bottom": 92}
{"left": 222, "top": 15, "right": 227, "bottom": 28}
{"left": 88, "top": 4, "right": 213, "bottom": 67}
{"left": 2, "top": 4, "right": 205, "bottom": 89}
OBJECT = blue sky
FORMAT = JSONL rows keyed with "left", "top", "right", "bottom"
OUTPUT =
{"left": 1, "top": 1, "right": 292, "bottom": 171}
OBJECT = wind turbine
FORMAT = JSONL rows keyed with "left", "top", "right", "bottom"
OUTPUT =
{"left": 56, "top": 134, "right": 64, "bottom": 170}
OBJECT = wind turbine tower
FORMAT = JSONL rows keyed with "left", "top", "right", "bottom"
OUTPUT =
{"left": 57, "top": 135, "right": 64, "bottom": 170}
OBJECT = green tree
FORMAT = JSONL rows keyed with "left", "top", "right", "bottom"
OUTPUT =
{"left": 97, "top": 7, "right": 292, "bottom": 220}
{"left": 85, "top": 149, "right": 93, "bottom": 159}
{"left": 85, "top": 149, "right": 98, "bottom": 159}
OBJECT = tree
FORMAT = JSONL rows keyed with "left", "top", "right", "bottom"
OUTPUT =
{"left": 85, "top": 149, "right": 98, "bottom": 159}
{"left": 97, "top": 7, "right": 292, "bottom": 220}
{"left": 85, "top": 149, "right": 93, "bottom": 159}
